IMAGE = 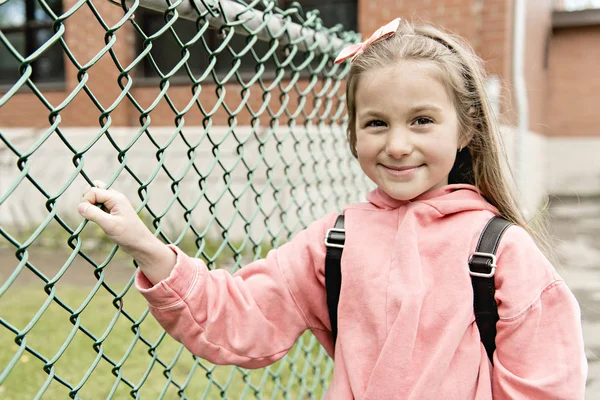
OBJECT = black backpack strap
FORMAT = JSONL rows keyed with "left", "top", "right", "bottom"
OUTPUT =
{"left": 325, "top": 214, "right": 345, "bottom": 348}
{"left": 324, "top": 213, "right": 512, "bottom": 361}
{"left": 469, "top": 216, "right": 513, "bottom": 364}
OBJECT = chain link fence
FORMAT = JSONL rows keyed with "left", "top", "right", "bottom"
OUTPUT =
{"left": 0, "top": 0, "right": 371, "bottom": 398}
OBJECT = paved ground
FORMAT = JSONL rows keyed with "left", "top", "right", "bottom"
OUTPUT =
{"left": 547, "top": 196, "right": 600, "bottom": 399}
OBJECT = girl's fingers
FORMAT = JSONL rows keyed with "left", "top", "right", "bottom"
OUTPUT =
{"left": 93, "top": 180, "right": 106, "bottom": 189}
{"left": 81, "top": 187, "right": 114, "bottom": 209}
{"left": 78, "top": 184, "right": 140, "bottom": 245}
{"left": 78, "top": 187, "right": 117, "bottom": 226}
{"left": 78, "top": 201, "right": 112, "bottom": 227}
{"left": 81, "top": 181, "right": 107, "bottom": 197}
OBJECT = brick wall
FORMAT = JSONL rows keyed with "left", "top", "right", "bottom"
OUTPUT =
{"left": 1, "top": 1, "right": 385, "bottom": 130}
{"left": 0, "top": 0, "right": 342, "bottom": 129}
{"left": 479, "top": 0, "right": 513, "bottom": 80}
{"left": 2, "top": 0, "right": 594, "bottom": 139}
{"left": 360, "top": 0, "right": 562, "bottom": 136}
{"left": 0, "top": 0, "right": 135, "bottom": 128}
{"left": 359, "top": 0, "right": 481, "bottom": 45}
{"left": 547, "top": 25, "right": 600, "bottom": 137}
{"left": 359, "top": 0, "right": 516, "bottom": 121}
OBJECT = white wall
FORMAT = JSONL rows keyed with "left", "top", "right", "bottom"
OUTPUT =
{"left": 545, "top": 137, "right": 600, "bottom": 196}
{"left": 0, "top": 126, "right": 370, "bottom": 243}
{"left": 500, "top": 124, "right": 600, "bottom": 214}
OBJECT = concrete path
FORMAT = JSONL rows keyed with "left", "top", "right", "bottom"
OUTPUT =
{"left": 548, "top": 196, "right": 600, "bottom": 399}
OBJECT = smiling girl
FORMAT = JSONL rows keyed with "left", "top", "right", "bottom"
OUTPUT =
{"left": 79, "top": 18, "right": 587, "bottom": 399}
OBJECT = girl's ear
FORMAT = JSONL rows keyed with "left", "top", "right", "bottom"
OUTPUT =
{"left": 458, "top": 106, "right": 478, "bottom": 150}
{"left": 458, "top": 130, "right": 473, "bottom": 151}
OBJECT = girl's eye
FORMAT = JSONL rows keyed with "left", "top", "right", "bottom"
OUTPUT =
{"left": 365, "top": 120, "right": 387, "bottom": 128}
{"left": 413, "top": 117, "right": 434, "bottom": 126}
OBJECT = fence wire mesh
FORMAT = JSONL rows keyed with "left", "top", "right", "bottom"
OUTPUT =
{"left": 0, "top": 0, "right": 371, "bottom": 398}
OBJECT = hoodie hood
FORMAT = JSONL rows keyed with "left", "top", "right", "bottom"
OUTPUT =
{"left": 365, "top": 184, "right": 498, "bottom": 216}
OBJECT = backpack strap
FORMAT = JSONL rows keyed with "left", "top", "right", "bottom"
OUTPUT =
{"left": 469, "top": 216, "right": 512, "bottom": 364}
{"left": 324, "top": 214, "right": 512, "bottom": 364}
{"left": 324, "top": 214, "right": 345, "bottom": 348}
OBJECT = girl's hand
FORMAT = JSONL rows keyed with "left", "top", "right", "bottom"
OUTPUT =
{"left": 78, "top": 181, "right": 176, "bottom": 285}
{"left": 78, "top": 181, "right": 153, "bottom": 253}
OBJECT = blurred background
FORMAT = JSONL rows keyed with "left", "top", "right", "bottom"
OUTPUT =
{"left": 0, "top": 0, "right": 599, "bottom": 398}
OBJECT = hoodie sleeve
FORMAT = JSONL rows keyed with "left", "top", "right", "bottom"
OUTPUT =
{"left": 134, "top": 213, "right": 337, "bottom": 369}
{"left": 491, "top": 226, "right": 588, "bottom": 399}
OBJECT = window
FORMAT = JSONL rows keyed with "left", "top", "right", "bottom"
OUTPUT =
{"left": 135, "top": 8, "right": 277, "bottom": 82}
{"left": 135, "top": 0, "right": 357, "bottom": 82}
{"left": 283, "top": 0, "right": 357, "bottom": 32}
{"left": 0, "top": 0, "right": 65, "bottom": 86}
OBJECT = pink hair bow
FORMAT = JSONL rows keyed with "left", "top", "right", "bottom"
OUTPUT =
{"left": 334, "top": 18, "right": 401, "bottom": 64}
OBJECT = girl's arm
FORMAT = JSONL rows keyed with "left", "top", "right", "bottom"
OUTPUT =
{"left": 491, "top": 226, "right": 587, "bottom": 399}
{"left": 79, "top": 183, "right": 334, "bottom": 368}
{"left": 134, "top": 242, "right": 322, "bottom": 368}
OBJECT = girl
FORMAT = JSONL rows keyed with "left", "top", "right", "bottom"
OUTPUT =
{"left": 78, "top": 18, "right": 587, "bottom": 399}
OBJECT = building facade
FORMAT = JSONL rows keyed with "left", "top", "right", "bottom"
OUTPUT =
{"left": 1, "top": 0, "right": 599, "bottom": 206}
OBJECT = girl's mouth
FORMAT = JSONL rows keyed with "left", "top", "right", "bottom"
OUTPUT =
{"left": 380, "top": 164, "right": 423, "bottom": 178}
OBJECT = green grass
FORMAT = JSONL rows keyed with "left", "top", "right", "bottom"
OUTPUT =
{"left": 0, "top": 286, "right": 332, "bottom": 399}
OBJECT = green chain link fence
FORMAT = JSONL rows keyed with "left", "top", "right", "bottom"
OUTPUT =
{"left": 0, "top": 0, "right": 372, "bottom": 398}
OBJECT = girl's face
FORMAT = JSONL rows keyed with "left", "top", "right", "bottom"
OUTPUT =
{"left": 354, "top": 60, "right": 464, "bottom": 201}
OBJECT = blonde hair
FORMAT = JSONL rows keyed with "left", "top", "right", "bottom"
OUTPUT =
{"left": 345, "top": 21, "right": 545, "bottom": 244}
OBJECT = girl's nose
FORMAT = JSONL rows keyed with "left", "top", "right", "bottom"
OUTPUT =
{"left": 385, "top": 128, "right": 413, "bottom": 158}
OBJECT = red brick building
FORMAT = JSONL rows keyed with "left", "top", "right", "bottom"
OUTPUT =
{"left": 1, "top": 0, "right": 599, "bottom": 199}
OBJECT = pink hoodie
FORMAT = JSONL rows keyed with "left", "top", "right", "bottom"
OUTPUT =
{"left": 136, "top": 184, "right": 587, "bottom": 399}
